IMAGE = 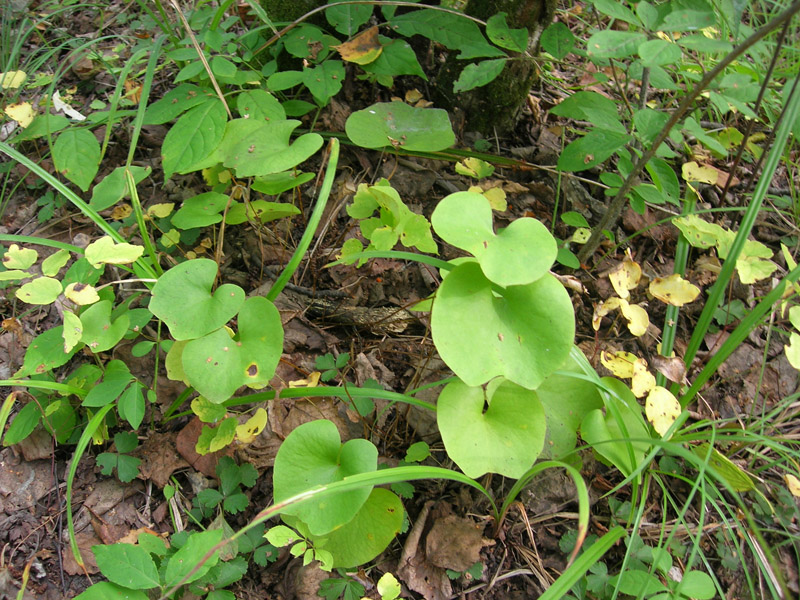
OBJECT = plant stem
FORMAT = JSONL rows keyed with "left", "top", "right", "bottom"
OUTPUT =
{"left": 577, "top": 0, "right": 800, "bottom": 265}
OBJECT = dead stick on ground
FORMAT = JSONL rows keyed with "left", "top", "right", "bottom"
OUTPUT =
{"left": 577, "top": 0, "right": 800, "bottom": 266}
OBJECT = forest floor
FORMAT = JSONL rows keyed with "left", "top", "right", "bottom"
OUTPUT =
{"left": 1, "top": 2, "right": 800, "bottom": 600}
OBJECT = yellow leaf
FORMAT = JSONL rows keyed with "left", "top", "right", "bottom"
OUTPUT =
{"left": 631, "top": 358, "right": 655, "bottom": 398}
{"left": 64, "top": 282, "right": 100, "bottom": 305}
{"left": 2, "top": 243, "right": 38, "bottom": 269}
{"left": 649, "top": 274, "right": 700, "bottom": 306}
{"left": 681, "top": 161, "right": 718, "bottom": 185}
{"left": 618, "top": 298, "right": 649, "bottom": 336}
{"left": 570, "top": 228, "right": 591, "bottom": 244}
{"left": 146, "top": 202, "right": 175, "bottom": 219}
{"left": 0, "top": 70, "right": 27, "bottom": 89}
{"left": 645, "top": 386, "right": 681, "bottom": 436}
{"left": 289, "top": 371, "right": 321, "bottom": 388}
{"left": 236, "top": 408, "right": 267, "bottom": 444}
{"left": 784, "top": 473, "right": 800, "bottom": 497}
{"left": 609, "top": 252, "right": 641, "bottom": 299}
{"left": 333, "top": 26, "right": 383, "bottom": 65}
{"left": 600, "top": 350, "right": 636, "bottom": 378}
{"left": 4, "top": 101, "right": 35, "bottom": 127}
{"left": 405, "top": 89, "right": 424, "bottom": 103}
{"left": 110, "top": 203, "right": 133, "bottom": 220}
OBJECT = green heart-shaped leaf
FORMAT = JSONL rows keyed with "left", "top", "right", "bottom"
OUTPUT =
{"left": 432, "top": 261, "right": 574, "bottom": 390}
{"left": 432, "top": 192, "right": 556, "bottom": 286}
{"left": 180, "top": 296, "right": 283, "bottom": 403}
{"left": 294, "top": 488, "right": 403, "bottom": 568}
{"left": 149, "top": 259, "right": 245, "bottom": 340}
{"left": 171, "top": 192, "right": 229, "bottom": 229}
{"left": 80, "top": 300, "right": 130, "bottom": 353}
{"left": 182, "top": 328, "right": 243, "bottom": 403}
{"left": 273, "top": 420, "right": 377, "bottom": 535}
{"left": 438, "top": 378, "right": 546, "bottom": 478}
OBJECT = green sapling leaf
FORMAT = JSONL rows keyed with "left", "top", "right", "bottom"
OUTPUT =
{"left": 92, "top": 543, "right": 159, "bottom": 589}
{"left": 84, "top": 236, "right": 144, "bottom": 268}
{"left": 486, "top": 12, "right": 527, "bottom": 52}
{"left": 80, "top": 300, "right": 129, "bottom": 353}
{"left": 540, "top": 22, "right": 574, "bottom": 59}
{"left": 346, "top": 102, "right": 455, "bottom": 152}
{"left": 453, "top": 59, "right": 506, "bottom": 93}
{"left": 171, "top": 192, "right": 228, "bottom": 229}
{"left": 163, "top": 529, "right": 223, "bottom": 588}
{"left": 162, "top": 99, "right": 227, "bottom": 180}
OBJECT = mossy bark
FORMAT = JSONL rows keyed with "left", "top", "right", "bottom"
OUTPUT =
{"left": 260, "top": 0, "right": 326, "bottom": 25}
{"left": 434, "top": 0, "right": 557, "bottom": 134}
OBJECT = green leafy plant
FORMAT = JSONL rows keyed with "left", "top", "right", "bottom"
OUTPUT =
{"left": 96, "top": 431, "right": 142, "bottom": 483}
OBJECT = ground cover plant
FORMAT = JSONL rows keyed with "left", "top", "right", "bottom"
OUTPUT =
{"left": 1, "top": 0, "right": 799, "bottom": 599}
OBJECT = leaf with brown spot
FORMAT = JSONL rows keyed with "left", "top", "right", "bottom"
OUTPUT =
{"left": 333, "top": 26, "right": 383, "bottom": 65}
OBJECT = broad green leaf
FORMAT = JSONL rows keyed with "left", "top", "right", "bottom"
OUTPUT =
{"left": 591, "top": 0, "right": 641, "bottom": 26}
{"left": 224, "top": 200, "right": 300, "bottom": 225}
{"left": 74, "top": 582, "right": 149, "bottom": 600}
{"left": 85, "top": 236, "right": 144, "bottom": 268}
{"left": 143, "top": 84, "right": 214, "bottom": 125}
{"left": 2, "top": 401, "right": 41, "bottom": 446}
{"left": 303, "top": 61, "right": 345, "bottom": 106}
{"left": 432, "top": 262, "right": 573, "bottom": 390}
{"left": 83, "top": 360, "right": 133, "bottom": 407}
{"left": 171, "top": 192, "right": 229, "bottom": 229}
{"left": 12, "top": 113, "right": 70, "bottom": 141}
{"left": 691, "top": 443, "right": 755, "bottom": 492}
{"left": 677, "top": 34, "right": 733, "bottom": 54}
{"left": 540, "top": 22, "right": 574, "bottom": 59}
{"left": 453, "top": 59, "right": 506, "bottom": 93}
{"left": 432, "top": 191, "right": 556, "bottom": 286}
{"left": 236, "top": 89, "right": 285, "bottom": 122}
{"left": 52, "top": 128, "right": 101, "bottom": 191}
{"left": 638, "top": 39, "right": 681, "bottom": 67}
{"left": 455, "top": 157, "right": 494, "bottom": 179}
{"left": 390, "top": 10, "right": 504, "bottom": 59}
{"left": 14, "top": 326, "right": 77, "bottom": 378}
{"left": 267, "top": 70, "right": 304, "bottom": 91}
{"left": 633, "top": 108, "right": 669, "bottom": 146}
{"left": 549, "top": 91, "right": 621, "bottom": 131}
{"left": 2, "top": 244, "right": 38, "bottom": 269}
{"left": 580, "top": 378, "right": 651, "bottom": 477}
{"left": 90, "top": 166, "right": 151, "bottom": 211}
{"left": 486, "top": 13, "right": 527, "bottom": 52}
{"left": 118, "top": 382, "right": 145, "bottom": 430}
{"left": 92, "top": 543, "right": 160, "bottom": 589}
{"left": 164, "top": 530, "right": 223, "bottom": 588}
{"left": 81, "top": 300, "right": 130, "bottom": 354}
{"left": 181, "top": 296, "right": 281, "bottom": 402}
{"left": 438, "top": 378, "right": 546, "bottom": 478}
{"left": 273, "top": 419, "right": 377, "bottom": 535}
{"left": 16, "top": 276, "right": 61, "bottom": 304}
{"left": 360, "top": 38, "right": 427, "bottom": 80}
{"left": 162, "top": 99, "right": 227, "bottom": 180}
{"left": 676, "top": 570, "right": 716, "bottom": 599}
{"left": 325, "top": 2, "right": 372, "bottom": 36}
{"left": 537, "top": 349, "right": 603, "bottom": 459}
{"left": 586, "top": 30, "right": 646, "bottom": 60}
{"left": 149, "top": 259, "right": 245, "bottom": 341}
{"left": 41, "top": 249, "right": 70, "bottom": 276}
{"left": 300, "top": 488, "right": 403, "bottom": 568}
{"left": 347, "top": 102, "right": 455, "bottom": 152}
{"left": 191, "top": 395, "right": 228, "bottom": 423}
{"left": 660, "top": 9, "right": 715, "bottom": 32}
{"left": 252, "top": 171, "right": 315, "bottom": 195}
{"left": 611, "top": 569, "right": 668, "bottom": 596}
{"left": 265, "top": 525, "right": 301, "bottom": 547}
{"left": 211, "top": 56, "right": 237, "bottom": 79}
{"left": 204, "top": 118, "right": 323, "bottom": 177}
{"left": 557, "top": 130, "right": 631, "bottom": 172}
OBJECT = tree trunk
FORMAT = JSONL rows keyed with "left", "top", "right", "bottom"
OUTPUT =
{"left": 433, "top": 0, "right": 557, "bottom": 134}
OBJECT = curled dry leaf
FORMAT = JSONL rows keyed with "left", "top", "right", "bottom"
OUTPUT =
{"left": 652, "top": 355, "right": 687, "bottom": 383}
{"left": 649, "top": 273, "right": 700, "bottom": 306}
{"left": 645, "top": 386, "right": 681, "bottom": 436}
